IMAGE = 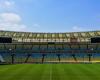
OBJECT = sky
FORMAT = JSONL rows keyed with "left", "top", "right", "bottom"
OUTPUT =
{"left": 0, "top": 0, "right": 100, "bottom": 32}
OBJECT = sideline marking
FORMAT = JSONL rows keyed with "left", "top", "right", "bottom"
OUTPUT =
{"left": 50, "top": 64, "right": 52, "bottom": 80}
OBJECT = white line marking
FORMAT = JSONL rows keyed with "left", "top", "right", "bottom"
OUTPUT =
{"left": 50, "top": 64, "right": 52, "bottom": 80}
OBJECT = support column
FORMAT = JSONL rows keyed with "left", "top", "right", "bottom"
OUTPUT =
{"left": 71, "top": 54, "right": 77, "bottom": 62}
{"left": 88, "top": 54, "right": 92, "bottom": 62}
{"left": 57, "top": 54, "right": 61, "bottom": 62}
{"left": 11, "top": 53, "right": 15, "bottom": 64}
{"left": 25, "top": 54, "right": 31, "bottom": 63}
{"left": 42, "top": 54, "right": 46, "bottom": 63}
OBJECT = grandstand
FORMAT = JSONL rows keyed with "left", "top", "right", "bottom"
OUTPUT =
{"left": 0, "top": 30, "right": 100, "bottom": 64}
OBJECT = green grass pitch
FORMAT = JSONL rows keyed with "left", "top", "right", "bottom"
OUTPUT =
{"left": 0, "top": 64, "right": 100, "bottom": 80}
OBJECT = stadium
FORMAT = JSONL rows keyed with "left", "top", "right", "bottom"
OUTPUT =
{"left": 0, "top": 30, "right": 100, "bottom": 64}
{"left": 0, "top": 30, "right": 100, "bottom": 80}
{"left": 0, "top": 0, "right": 100, "bottom": 80}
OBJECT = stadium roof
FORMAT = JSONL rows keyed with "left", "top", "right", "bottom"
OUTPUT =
{"left": 0, "top": 30, "right": 100, "bottom": 42}
{"left": 0, "top": 30, "right": 100, "bottom": 53}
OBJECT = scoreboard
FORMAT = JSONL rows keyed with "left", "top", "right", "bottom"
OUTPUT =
{"left": 0, "top": 37, "right": 12, "bottom": 43}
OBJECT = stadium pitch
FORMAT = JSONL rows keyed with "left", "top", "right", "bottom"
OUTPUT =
{"left": 0, "top": 64, "right": 100, "bottom": 80}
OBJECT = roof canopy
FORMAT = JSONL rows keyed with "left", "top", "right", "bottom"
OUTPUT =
{"left": 0, "top": 30, "right": 100, "bottom": 42}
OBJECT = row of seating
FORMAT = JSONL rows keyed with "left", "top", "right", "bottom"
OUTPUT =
{"left": 0, "top": 53, "right": 100, "bottom": 63}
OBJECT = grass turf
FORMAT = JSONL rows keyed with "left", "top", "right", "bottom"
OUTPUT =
{"left": 0, "top": 64, "right": 100, "bottom": 80}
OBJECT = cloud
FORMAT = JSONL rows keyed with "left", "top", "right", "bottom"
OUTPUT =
{"left": 0, "top": 13, "right": 21, "bottom": 23}
{"left": 33, "top": 23, "right": 40, "bottom": 27}
{"left": 72, "top": 26, "right": 85, "bottom": 31}
{"left": 0, "top": 12, "right": 27, "bottom": 31}
{"left": 0, "top": 0, "right": 15, "bottom": 9}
